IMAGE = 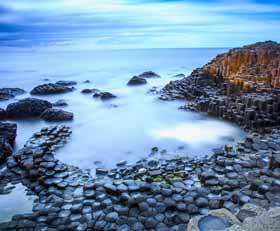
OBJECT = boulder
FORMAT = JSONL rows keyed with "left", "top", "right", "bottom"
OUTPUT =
{"left": 0, "top": 122, "right": 17, "bottom": 164}
{"left": 6, "top": 98, "right": 52, "bottom": 118}
{"left": 31, "top": 83, "right": 74, "bottom": 95}
{"left": 40, "top": 108, "right": 74, "bottom": 121}
{"left": 56, "top": 80, "right": 77, "bottom": 86}
{"left": 0, "top": 88, "right": 25, "bottom": 100}
{"left": 93, "top": 92, "right": 117, "bottom": 100}
{"left": 138, "top": 71, "right": 160, "bottom": 78}
{"left": 127, "top": 76, "right": 147, "bottom": 86}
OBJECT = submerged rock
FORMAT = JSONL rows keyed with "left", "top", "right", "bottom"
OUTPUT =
{"left": 6, "top": 98, "right": 52, "bottom": 118}
{"left": 81, "top": 88, "right": 100, "bottom": 94}
{"left": 127, "top": 76, "right": 147, "bottom": 86}
{"left": 0, "top": 88, "right": 25, "bottom": 101}
{"left": 93, "top": 92, "right": 117, "bottom": 100}
{"left": 40, "top": 108, "right": 74, "bottom": 121}
{"left": 53, "top": 99, "right": 68, "bottom": 107}
{"left": 138, "top": 71, "right": 160, "bottom": 78}
{"left": 31, "top": 83, "right": 74, "bottom": 95}
{"left": 56, "top": 80, "right": 77, "bottom": 86}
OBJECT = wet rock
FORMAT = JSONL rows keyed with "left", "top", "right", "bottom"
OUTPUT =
{"left": 138, "top": 71, "right": 160, "bottom": 78}
{"left": 0, "top": 88, "right": 25, "bottom": 100}
{"left": 0, "top": 108, "right": 6, "bottom": 119}
{"left": 53, "top": 100, "right": 68, "bottom": 107}
{"left": 127, "top": 76, "right": 147, "bottom": 86}
{"left": 31, "top": 83, "right": 74, "bottom": 95}
{"left": 0, "top": 122, "right": 17, "bottom": 163}
{"left": 56, "top": 80, "right": 77, "bottom": 86}
{"left": 40, "top": 108, "right": 74, "bottom": 122}
{"left": 81, "top": 88, "right": 100, "bottom": 94}
{"left": 6, "top": 98, "right": 52, "bottom": 118}
{"left": 93, "top": 92, "right": 116, "bottom": 100}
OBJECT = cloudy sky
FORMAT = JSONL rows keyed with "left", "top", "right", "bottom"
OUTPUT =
{"left": 0, "top": 0, "right": 279, "bottom": 50}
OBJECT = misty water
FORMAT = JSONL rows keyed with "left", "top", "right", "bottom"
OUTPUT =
{"left": 0, "top": 48, "right": 246, "bottom": 173}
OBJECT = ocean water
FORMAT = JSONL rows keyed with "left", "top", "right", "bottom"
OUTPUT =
{"left": 0, "top": 48, "right": 246, "bottom": 172}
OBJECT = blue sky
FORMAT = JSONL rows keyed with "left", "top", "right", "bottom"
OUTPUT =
{"left": 0, "top": 0, "right": 279, "bottom": 50}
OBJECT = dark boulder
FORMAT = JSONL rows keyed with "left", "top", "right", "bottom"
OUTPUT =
{"left": 40, "top": 108, "right": 74, "bottom": 121}
{"left": 93, "top": 92, "right": 117, "bottom": 100}
{"left": 6, "top": 98, "right": 52, "bottom": 118}
{"left": 56, "top": 80, "right": 77, "bottom": 86}
{"left": 138, "top": 71, "right": 160, "bottom": 78}
{"left": 127, "top": 76, "right": 147, "bottom": 86}
{"left": 0, "top": 122, "right": 17, "bottom": 164}
{"left": 0, "top": 88, "right": 25, "bottom": 100}
{"left": 31, "top": 83, "right": 74, "bottom": 95}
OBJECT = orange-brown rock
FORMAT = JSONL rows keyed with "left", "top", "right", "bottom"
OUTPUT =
{"left": 202, "top": 41, "right": 280, "bottom": 89}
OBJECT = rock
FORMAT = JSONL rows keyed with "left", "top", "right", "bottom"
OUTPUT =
{"left": 40, "top": 108, "right": 74, "bottom": 121}
{"left": 174, "top": 74, "right": 185, "bottom": 78}
{"left": 31, "top": 83, "right": 74, "bottom": 95}
{"left": 93, "top": 92, "right": 116, "bottom": 100}
{"left": 127, "top": 76, "right": 147, "bottom": 86}
{"left": 138, "top": 71, "right": 160, "bottom": 78}
{"left": 81, "top": 89, "right": 100, "bottom": 94}
{"left": 53, "top": 100, "right": 68, "bottom": 107}
{"left": 56, "top": 80, "right": 77, "bottom": 86}
{"left": 0, "top": 108, "right": 6, "bottom": 119}
{"left": 0, "top": 88, "right": 25, "bottom": 100}
{"left": 0, "top": 122, "right": 17, "bottom": 163}
{"left": 6, "top": 98, "right": 52, "bottom": 118}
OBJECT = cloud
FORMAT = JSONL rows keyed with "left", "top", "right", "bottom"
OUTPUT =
{"left": 0, "top": 0, "right": 279, "bottom": 50}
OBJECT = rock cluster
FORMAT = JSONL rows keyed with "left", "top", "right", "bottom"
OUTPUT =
{"left": 3, "top": 98, "right": 73, "bottom": 122}
{"left": 6, "top": 98, "right": 52, "bottom": 118}
{"left": 0, "top": 122, "right": 17, "bottom": 164}
{"left": 0, "top": 88, "right": 25, "bottom": 101}
{"left": 1, "top": 124, "right": 280, "bottom": 230}
{"left": 203, "top": 41, "right": 280, "bottom": 89}
{"left": 31, "top": 83, "right": 74, "bottom": 95}
{"left": 160, "top": 41, "right": 280, "bottom": 130}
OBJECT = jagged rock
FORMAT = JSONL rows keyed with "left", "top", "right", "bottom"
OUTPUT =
{"left": 40, "top": 108, "right": 74, "bottom": 121}
{"left": 93, "top": 92, "right": 116, "bottom": 100}
{"left": 127, "top": 76, "right": 147, "bottom": 86}
{"left": 0, "top": 122, "right": 17, "bottom": 163}
{"left": 6, "top": 98, "right": 52, "bottom": 118}
{"left": 31, "top": 83, "right": 74, "bottom": 95}
{"left": 138, "top": 71, "right": 160, "bottom": 78}
{"left": 0, "top": 88, "right": 25, "bottom": 100}
{"left": 56, "top": 80, "right": 77, "bottom": 86}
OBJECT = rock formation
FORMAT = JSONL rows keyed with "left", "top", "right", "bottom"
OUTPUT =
{"left": 0, "top": 122, "right": 17, "bottom": 164}
{"left": 31, "top": 83, "right": 74, "bottom": 95}
{"left": 0, "top": 88, "right": 25, "bottom": 101}
{"left": 202, "top": 41, "right": 280, "bottom": 90}
{"left": 6, "top": 98, "right": 52, "bottom": 118}
{"left": 161, "top": 41, "right": 280, "bottom": 130}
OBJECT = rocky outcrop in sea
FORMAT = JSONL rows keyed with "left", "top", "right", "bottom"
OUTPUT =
{"left": 160, "top": 41, "right": 280, "bottom": 131}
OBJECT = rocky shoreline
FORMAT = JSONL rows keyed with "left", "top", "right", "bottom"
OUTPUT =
{"left": 0, "top": 41, "right": 279, "bottom": 230}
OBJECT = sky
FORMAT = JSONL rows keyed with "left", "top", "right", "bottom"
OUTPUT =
{"left": 0, "top": 0, "right": 279, "bottom": 50}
